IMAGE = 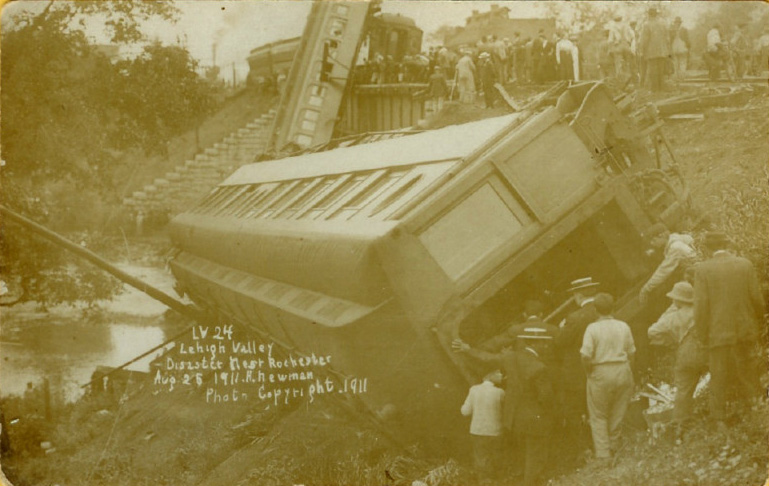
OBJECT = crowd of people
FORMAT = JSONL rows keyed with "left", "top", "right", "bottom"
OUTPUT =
{"left": 452, "top": 228, "right": 765, "bottom": 485}
{"left": 349, "top": 7, "right": 769, "bottom": 112}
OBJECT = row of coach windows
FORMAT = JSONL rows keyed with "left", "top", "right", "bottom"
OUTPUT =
{"left": 292, "top": 12, "right": 347, "bottom": 148}
{"left": 192, "top": 168, "right": 422, "bottom": 221}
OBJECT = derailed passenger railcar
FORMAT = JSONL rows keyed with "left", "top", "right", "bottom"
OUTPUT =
{"left": 168, "top": 82, "right": 688, "bottom": 453}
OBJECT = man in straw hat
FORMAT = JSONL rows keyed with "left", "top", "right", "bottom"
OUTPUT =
{"left": 694, "top": 232, "right": 765, "bottom": 430}
{"left": 580, "top": 293, "right": 636, "bottom": 465}
{"left": 648, "top": 281, "right": 707, "bottom": 433}
{"left": 553, "top": 277, "right": 600, "bottom": 466}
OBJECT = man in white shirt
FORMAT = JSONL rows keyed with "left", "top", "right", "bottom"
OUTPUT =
{"left": 556, "top": 34, "right": 580, "bottom": 81}
{"left": 706, "top": 23, "right": 723, "bottom": 80}
{"left": 461, "top": 369, "right": 505, "bottom": 476}
{"left": 580, "top": 293, "right": 636, "bottom": 465}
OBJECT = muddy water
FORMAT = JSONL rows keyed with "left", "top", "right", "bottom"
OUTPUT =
{"left": 0, "top": 321, "right": 167, "bottom": 403}
{"left": 0, "top": 264, "right": 179, "bottom": 403}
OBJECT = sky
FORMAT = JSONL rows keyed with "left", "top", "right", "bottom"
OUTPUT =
{"left": 2, "top": 0, "right": 724, "bottom": 81}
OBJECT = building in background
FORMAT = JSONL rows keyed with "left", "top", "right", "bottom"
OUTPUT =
{"left": 443, "top": 4, "right": 555, "bottom": 48}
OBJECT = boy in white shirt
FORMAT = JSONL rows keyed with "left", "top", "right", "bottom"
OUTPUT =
{"left": 461, "top": 369, "right": 505, "bottom": 476}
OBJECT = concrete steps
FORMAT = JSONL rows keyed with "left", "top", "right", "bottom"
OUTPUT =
{"left": 125, "top": 110, "right": 276, "bottom": 217}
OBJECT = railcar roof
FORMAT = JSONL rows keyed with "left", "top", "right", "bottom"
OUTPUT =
{"left": 223, "top": 113, "right": 522, "bottom": 185}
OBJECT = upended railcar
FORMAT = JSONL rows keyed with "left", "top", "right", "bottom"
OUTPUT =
{"left": 169, "top": 82, "right": 688, "bottom": 453}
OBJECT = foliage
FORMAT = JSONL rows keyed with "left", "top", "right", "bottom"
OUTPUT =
{"left": 688, "top": 2, "right": 769, "bottom": 59}
{"left": 0, "top": 2, "right": 216, "bottom": 307}
{"left": 103, "top": 43, "right": 218, "bottom": 156}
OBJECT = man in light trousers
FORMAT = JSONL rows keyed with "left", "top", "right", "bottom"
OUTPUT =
{"left": 580, "top": 293, "right": 636, "bottom": 465}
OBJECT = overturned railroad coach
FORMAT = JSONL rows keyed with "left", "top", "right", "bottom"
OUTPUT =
{"left": 168, "top": 82, "right": 689, "bottom": 453}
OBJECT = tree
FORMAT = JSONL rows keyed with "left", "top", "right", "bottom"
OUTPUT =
{"left": 104, "top": 43, "right": 218, "bottom": 156}
{"left": 0, "top": 1, "right": 215, "bottom": 308}
{"left": 427, "top": 24, "right": 462, "bottom": 46}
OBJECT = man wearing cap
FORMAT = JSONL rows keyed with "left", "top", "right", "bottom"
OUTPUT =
{"left": 478, "top": 52, "right": 497, "bottom": 109}
{"left": 694, "top": 232, "right": 765, "bottom": 429}
{"left": 648, "top": 281, "right": 707, "bottom": 431}
{"left": 638, "top": 8, "right": 670, "bottom": 92}
{"left": 553, "top": 277, "right": 600, "bottom": 467}
{"left": 580, "top": 293, "right": 636, "bottom": 464}
{"left": 454, "top": 330, "right": 556, "bottom": 486}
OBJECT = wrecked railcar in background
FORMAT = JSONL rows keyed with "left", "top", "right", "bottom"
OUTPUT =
{"left": 168, "top": 82, "right": 691, "bottom": 452}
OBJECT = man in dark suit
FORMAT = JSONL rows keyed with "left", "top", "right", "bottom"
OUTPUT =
{"left": 553, "top": 277, "right": 600, "bottom": 467}
{"left": 694, "top": 232, "right": 766, "bottom": 428}
{"left": 454, "top": 329, "right": 556, "bottom": 486}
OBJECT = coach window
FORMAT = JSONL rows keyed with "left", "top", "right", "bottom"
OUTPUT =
{"left": 301, "top": 174, "right": 363, "bottom": 220}
{"left": 261, "top": 180, "right": 305, "bottom": 218}
{"left": 308, "top": 85, "right": 326, "bottom": 107}
{"left": 220, "top": 185, "right": 258, "bottom": 216}
{"left": 203, "top": 186, "right": 236, "bottom": 214}
{"left": 195, "top": 187, "right": 224, "bottom": 213}
{"left": 246, "top": 182, "right": 289, "bottom": 218}
{"left": 241, "top": 185, "right": 278, "bottom": 218}
{"left": 273, "top": 179, "right": 323, "bottom": 219}
{"left": 327, "top": 172, "right": 387, "bottom": 220}
{"left": 301, "top": 109, "right": 320, "bottom": 133}
{"left": 335, "top": 4, "right": 348, "bottom": 16}
{"left": 333, "top": 169, "right": 407, "bottom": 220}
{"left": 212, "top": 186, "right": 250, "bottom": 216}
{"left": 329, "top": 19, "right": 345, "bottom": 38}
{"left": 233, "top": 185, "right": 271, "bottom": 218}
{"left": 377, "top": 174, "right": 424, "bottom": 219}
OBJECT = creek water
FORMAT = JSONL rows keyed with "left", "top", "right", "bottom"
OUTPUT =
{"left": 0, "top": 320, "right": 167, "bottom": 403}
{"left": 0, "top": 264, "right": 178, "bottom": 403}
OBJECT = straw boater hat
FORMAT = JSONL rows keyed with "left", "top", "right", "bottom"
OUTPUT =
{"left": 666, "top": 282, "right": 694, "bottom": 304}
{"left": 517, "top": 327, "right": 554, "bottom": 341}
{"left": 567, "top": 277, "right": 600, "bottom": 293}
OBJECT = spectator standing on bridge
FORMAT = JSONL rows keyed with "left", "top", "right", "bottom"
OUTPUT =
{"left": 705, "top": 23, "right": 724, "bottom": 81}
{"left": 461, "top": 369, "right": 505, "bottom": 477}
{"left": 478, "top": 52, "right": 497, "bottom": 109}
{"left": 513, "top": 32, "right": 526, "bottom": 83}
{"left": 759, "top": 29, "right": 769, "bottom": 76}
{"left": 731, "top": 24, "right": 750, "bottom": 79}
{"left": 428, "top": 67, "right": 448, "bottom": 113}
{"left": 536, "top": 33, "right": 557, "bottom": 83}
{"left": 608, "top": 15, "right": 634, "bottom": 80}
{"left": 694, "top": 232, "right": 765, "bottom": 432}
{"left": 598, "top": 30, "right": 613, "bottom": 79}
{"left": 669, "top": 17, "right": 690, "bottom": 82}
{"left": 580, "top": 293, "right": 635, "bottom": 466}
{"left": 456, "top": 50, "right": 476, "bottom": 104}
{"left": 639, "top": 7, "right": 670, "bottom": 92}
{"left": 556, "top": 33, "right": 580, "bottom": 81}
{"left": 492, "top": 35, "right": 508, "bottom": 83}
